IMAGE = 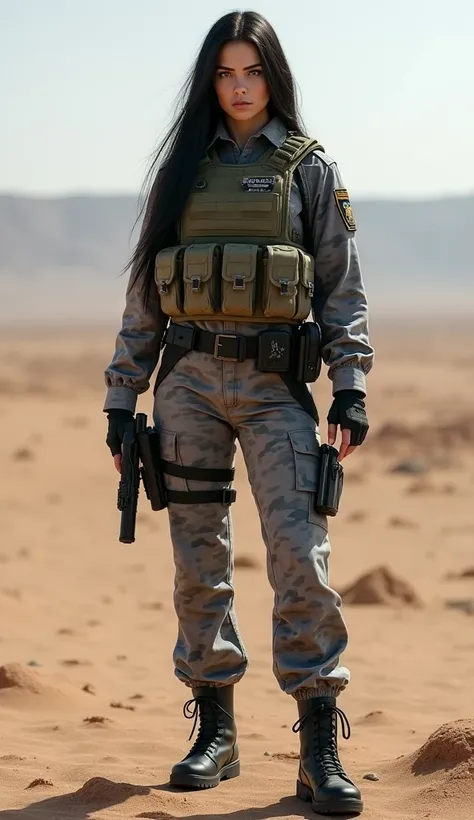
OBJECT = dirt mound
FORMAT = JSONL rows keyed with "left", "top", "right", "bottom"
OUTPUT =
{"left": 446, "top": 566, "right": 474, "bottom": 580}
{"left": 368, "top": 414, "right": 474, "bottom": 457}
{"left": 0, "top": 662, "right": 90, "bottom": 710}
{"left": 376, "top": 720, "right": 474, "bottom": 817}
{"left": 71, "top": 777, "right": 150, "bottom": 805}
{"left": 411, "top": 720, "right": 474, "bottom": 774}
{"left": 0, "top": 663, "right": 45, "bottom": 693}
{"left": 340, "top": 565, "right": 423, "bottom": 607}
{"left": 356, "top": 709, "right": 392, "bottom": 726}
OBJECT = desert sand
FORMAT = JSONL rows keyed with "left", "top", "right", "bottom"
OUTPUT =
{"left": 0, "top": 316, "right": 473, "bottom": 820}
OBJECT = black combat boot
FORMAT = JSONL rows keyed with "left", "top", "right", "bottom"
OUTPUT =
{"left": 169, "top": 685, "right": 240, "bottom": 789}
{"left": 292, "top": 696, "right": 364, "bottom": 815}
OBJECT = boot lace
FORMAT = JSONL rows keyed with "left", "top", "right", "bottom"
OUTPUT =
{"left": 292, "top": 702, "right": 351, "bottom": 783}
{"left": 183, "top": 696, "right": 233, "bottom": 762}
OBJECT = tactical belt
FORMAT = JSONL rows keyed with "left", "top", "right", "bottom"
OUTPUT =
{"left": 164, "top": 323, "right": 260, "bottom": 363}
{"left": 161, "top": 459, "right": 236, "bottom": 506}
{"left": 156, "top": 323, "right": 320, "bottom": 425}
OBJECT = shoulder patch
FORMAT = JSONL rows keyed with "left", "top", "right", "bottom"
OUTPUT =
{"left": 334, "top": 189, "right": 356, "bottom": 231}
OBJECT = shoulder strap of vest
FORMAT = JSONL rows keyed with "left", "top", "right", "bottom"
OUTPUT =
{"left": 198, "top": 152, "right": 215, "bottom": 170}
{"left": 267, "top": 134, "right": 325, "bottom": 173}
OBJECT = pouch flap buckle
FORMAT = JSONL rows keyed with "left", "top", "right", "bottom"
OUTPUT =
{"left": 266, "top": 245, "right": 299, "bottom": 291}
{"left": 221, "top": 243, "right": 258, "bottom": 287}
{"left": 155, "top": 246, "right": 184, "bottom": 287}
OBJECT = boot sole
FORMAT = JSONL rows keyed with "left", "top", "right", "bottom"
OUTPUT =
{"left": 169, "top": 758, "right": 240, "bottom": 790}
{"left": 296, "top": 779, "right": 364, "bottom": 815}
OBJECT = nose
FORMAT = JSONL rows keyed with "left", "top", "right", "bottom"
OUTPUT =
{"left": 233, "top": 82, "right": 248, "bottom": 96}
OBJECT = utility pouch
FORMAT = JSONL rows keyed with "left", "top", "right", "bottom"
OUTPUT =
{"left": 295, "top": 322, "right": 322, "bottom": 383}
{"left": 294, "top": 249, "right": 315, "bottom": 321}
{"left": 137, "top": 426, "right": 168, "bottom": 511}
{"left": 183, "top": 243, "right": 221, "bottom": 316}
{"left": 221, "top": 243, "right": 258, "bottom": 317}
{"left": 262, "top": 245, "right": 299, "bottom": 319}
{"left": 314, "top": 444, "right": 343, "bottom": 517}
{"left": 155, "top": 246, "right": 186, "bottom": 316}
{"left": 257, "top": 329, "right": 292, "bottom": 372}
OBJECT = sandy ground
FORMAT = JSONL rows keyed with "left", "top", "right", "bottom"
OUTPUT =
{"left": 0, "top": 317, "right": 473, "bottom": 820}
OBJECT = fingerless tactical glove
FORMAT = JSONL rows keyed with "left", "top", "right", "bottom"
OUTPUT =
{"left": 105, "top": 409, "right": 134, "bottom": 456}
{"left": 327, "top": 389, "right": 368, "bottom": 446}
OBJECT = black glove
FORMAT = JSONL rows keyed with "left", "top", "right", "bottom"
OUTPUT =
{"left": 105, "top": 409, "right": 134, "bottom": 456}
{"left": 327, "top": 389, "right": 369, "bottom": 447}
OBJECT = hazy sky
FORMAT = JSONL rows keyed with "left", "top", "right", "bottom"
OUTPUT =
{"left": 1, "top": 0, "right": 473, "bottom": 198}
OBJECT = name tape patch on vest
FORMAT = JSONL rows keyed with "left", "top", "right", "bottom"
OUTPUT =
{"left": 334, "top": 189, "right": 356, "bottom": 231}
{"left": 241, "top": 176, "right": 276, "bottom": 193}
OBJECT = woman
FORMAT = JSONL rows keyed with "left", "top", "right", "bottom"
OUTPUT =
{"left": 104, "top": 10, "right": 373, "bottom": 816}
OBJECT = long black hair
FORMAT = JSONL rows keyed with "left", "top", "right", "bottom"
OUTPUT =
{"left": 128, "top": 10, "right": 306, "bottom": 308}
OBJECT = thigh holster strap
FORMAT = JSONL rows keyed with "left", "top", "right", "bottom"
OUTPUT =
{"left": 166, "top": 488, "right": 236, "bottom": 505}
{"left": 161, "top": 459, "right": 236, "bottom": 505}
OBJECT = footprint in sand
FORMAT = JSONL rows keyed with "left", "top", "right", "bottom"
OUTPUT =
{"left": 234, "top": 555, "right": 260, "bottom": 569}
{"left": 136, "top": 814, "right": 175, "bottom": 819}
{"left": 60, "top": 659, "right": 92, "bottom": 667}
{"left": 83, "top": 716, "right": 113, "bottom": 726}
{"left": 136, "top": 813, "right": 174, "bottom": 819}
{"left": 110, "top": 701, "right": 136, "bottom": 712}
{"left": 264, "top": 751, "right": 299, "bottom": 760}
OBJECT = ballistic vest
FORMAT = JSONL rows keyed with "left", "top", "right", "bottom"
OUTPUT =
{"left": 155, "top": 134, "right": 322, "bottom": 324}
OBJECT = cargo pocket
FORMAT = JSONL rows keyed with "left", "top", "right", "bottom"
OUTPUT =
{"left": 221, "top": 243, "right": 258, "bottom": 317}
{"left": 262, "top": 245, "right": 300, "bottom": 319}
{"left": 158, "top": 429, "right": 187, "bottom": 493}
{"left": 288, "top": 430, "right": 327, "bottom": 528}
{"left": 294, "top": 249, "right": 315, "bottom": 321}
{"left": 155, "top": 246, "right": 185, "bottom": 317}
{"left": 183, "top": 244, "right": 221, "bottom": 316}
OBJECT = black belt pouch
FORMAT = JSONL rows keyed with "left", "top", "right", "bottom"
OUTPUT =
{"left": 295, "top": 322, "right": 322, "bottom": 383}
{"left": 257, "top": 330, "right": 292, "bottom": 372}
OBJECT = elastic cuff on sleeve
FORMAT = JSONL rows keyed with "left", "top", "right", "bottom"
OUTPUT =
{"left": 103, "top": 386, "right": 138, "bottom": 414}
{"left": 331, "top": 366, "right": 366, "bottom": 396}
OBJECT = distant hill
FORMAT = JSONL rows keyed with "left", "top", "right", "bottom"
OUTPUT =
{"left": 1, "top": 193, "right": 473, "bottom": 322}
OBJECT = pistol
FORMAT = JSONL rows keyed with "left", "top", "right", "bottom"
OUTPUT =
{"left": 116, "top": 413, "right": 167, "bottom": 544}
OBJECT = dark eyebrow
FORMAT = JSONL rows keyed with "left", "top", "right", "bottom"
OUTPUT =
{"left": 216, "top": 63, "right": 262, "bottom": 71}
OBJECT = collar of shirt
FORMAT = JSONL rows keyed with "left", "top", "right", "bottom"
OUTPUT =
{"left": 207, "top": 117, "right": 288, "bottom": 164}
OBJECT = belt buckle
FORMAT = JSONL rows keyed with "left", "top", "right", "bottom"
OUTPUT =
{"left": 214, "top": 334, "right": 241, "bottom": 362}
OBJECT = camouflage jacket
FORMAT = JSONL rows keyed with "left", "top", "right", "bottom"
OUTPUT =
{"left": 103, "top": 118, "right": 374, "bottom": 413}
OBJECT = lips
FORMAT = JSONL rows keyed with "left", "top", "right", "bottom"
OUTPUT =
{"left": 232, "top": 101, "right": 251, "bottom": 107}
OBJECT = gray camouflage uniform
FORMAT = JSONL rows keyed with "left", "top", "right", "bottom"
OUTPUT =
{"left": 104, "top": 118, "right": 374, "bottom": 699}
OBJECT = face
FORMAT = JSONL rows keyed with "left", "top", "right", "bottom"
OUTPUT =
{"left": 214, "top": 40, "right": 270, "bottom": 122}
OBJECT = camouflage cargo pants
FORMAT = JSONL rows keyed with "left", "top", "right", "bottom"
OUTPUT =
{"left": 153, "top": 321, "right": 350, "bottom": 700}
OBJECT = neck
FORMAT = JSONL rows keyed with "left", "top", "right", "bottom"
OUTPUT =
{"left": 225, "top": 109, "right": 271, "bottom": 150}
